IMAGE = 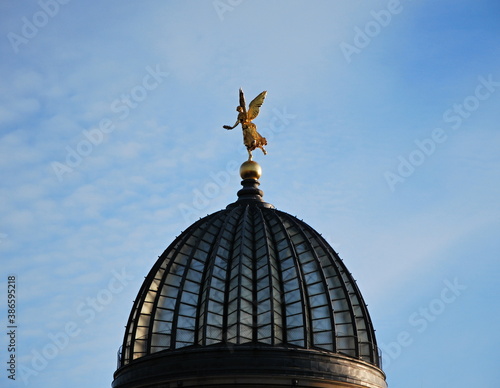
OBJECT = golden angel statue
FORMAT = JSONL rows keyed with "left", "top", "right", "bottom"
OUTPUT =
{"left": 223, "top": 88, "right": 267, "bottom": 160}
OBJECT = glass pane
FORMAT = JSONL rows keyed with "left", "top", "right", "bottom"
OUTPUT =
{"left": 151, "top": 333, "right": 171, "bottom": 348}
{"left": 228, "top": 286, "right": 238, "bottom": 301}
{"left": 286, "top": 313, "right": 303, "bottom": 328}
{"left": 205, "top": 337, "right": 219, "bottom": 345}
{"left": 198, "top": 240, "right": 210, "bottom": 252}
{"left": 357, "top": 328, "right": 368, "bottom": 342}
{"left": 176, "top": 341, "right": 192, "bottom": 349}
{"left": 138, "top": 314, "right": 151, "bottom": 327}
{"left": 276, "top": 238, "right": 287, "bottom": 251}
{"left": 240, "top": 324, "right": 253, "bottom": 340}
{"left": 337, "top": 336, "right": 355, "bottom": 351}
{"left": 287, "top": 327, "right": 304, "bottom": 341}
{"left": 359, "top": 343, "right": 372, "bottom": 356}
{"left": 283, "top": 278, "right": 300, "bottom": 293}
{"left": 207, "top": 312, "right": 223, "bottom": 326}
{"left": 241, "top": 298, "right": 253, "bottom": 312}
{"left": 133, "top": 351, "right": 145, "bottom": 360}
{"left": 283, "top": 290, "right": 299, "bottom": 305}
{"left": 211, "top": 276, "right": 225, "bottom": 291}
{"left": 170, "top": 263, "right": 186, "bottom": 277}
{"left": 332, "top": 298, "right": 349, "bottom": 311}
{"left": 206, "top": 325, "right": 223, "bottom": 340}
{"left": 154, "top": 309, "right": 174, "bottom": 325}
{"left": 208, "top": 300, "right": 224, "bottom": 314}
{"left": 257, "top": 287, "right": 270, "bottom": 302}
{"left": 257, "top": 311, "right": 271, "bottom": 325}
{"left": 183, "top": 280, "right": 200, "bottom": 293}
{"left": 186, "top": 269, "right": 202, "bottom": 283}
{"left": 227, "top": 325, "right": 237, "bottom": 341}
{"left": 227, "top": 301, "right": 238, "bottom": 317}
{"left": 212, "top": 264, "right": 226, "bottom": 280}
{"left": 313, "top": 331, "right": 333, "bottom": 345}
{"left": 285, "top": 301, "right": 302, "bottom": 315}
{"left": 177, "top": 315, "right": 195, "bottom": 329}
{"left": 280, "top": 255, "right": 294, "bottom": 270}
{"left": 180, "top": 290, "right": 198, "bottom": 305}
{"left": 259, "top": 336, "right": 272, "bottom": 345}
{"left": 311, "top": 306, "right": 330, "bottom": 320}
{"left": 308, "top": 282, "right": 326, "bottom": 296}
{"left": 281, "top": 264, "right": 295, "bottom": 279}
{"left": 301, "top": 259, "right": 317, "bottom": 274}
{"left": 240, "top": 311, "right": 252, "bottom": 326}
{"left": 316, "top": 342, "right": 334, "bottom": 351}
{"left": 256, "top": 245, "right": 267, "bottom": 259}
{"left": 309, "top": 292, "right": 328, "bottom": 307}
{"left": 257, "top": 324, "right": 272, "bottom": 339}
{"left": 190, "top": 259, "right": 205, "bottom": 272}
{"left": 330, "top": 287, "right": 346, "bottom": 301}
{"left": 227, "top": 310, "right": 238, "bottom": 325}
{"left": 335, "top": 311, "right": 352, "bottom": 324}
{"left": 210, "top": 288, "right": 224, "bottom": 303}
{"left": 134, "top": 338, "right": 147, "bottom": 353}
{"left": 336, "top": 323, "right": 354, "bottom": 336}
{"left": 312, "top": 317, "right": 331, "bottom": 331}
{"left": 179, "top": 303, "right": 197, "bottom": 318}
{"left": 356, "top": 317, "right": 367, "bottom": 330}
{"left": 241, "top": 264, "right": 252, "bottom": 279}
{"left": 152, "top": 319, "right": 172, "bottom": 333}
{"left": 193, "top": 249, "right": 208, "bottom": 262}
{"left": 176, "top": 329, "right": 195, "bottom": 343}
{"left": 257, "top": 299, "right": 271, "bottom": 314}
{"left": 353, "top": 305, "right": 363, "bottom": 316}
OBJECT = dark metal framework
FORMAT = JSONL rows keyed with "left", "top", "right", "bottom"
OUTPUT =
{"left": 118, "top": 201, "right": 380, "bottom": 368}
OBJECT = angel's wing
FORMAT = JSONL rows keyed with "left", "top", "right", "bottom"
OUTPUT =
{"left": 247, "top": 91, "right": 267, "bottom": 121}
{"left": 239, "top": 88, "right": 247, "bottom": 114}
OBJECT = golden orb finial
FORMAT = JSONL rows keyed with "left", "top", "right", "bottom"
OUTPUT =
{"left": 240, "top": 160, "right": 262, "bottom": 180}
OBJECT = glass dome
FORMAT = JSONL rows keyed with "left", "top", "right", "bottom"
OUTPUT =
{"left": 114, "top": 164, "right": 386, "bottom": 388}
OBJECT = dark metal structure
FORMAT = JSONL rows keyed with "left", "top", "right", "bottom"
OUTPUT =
{"left": 113, "top": 165, "right": 387, "bottom": 387}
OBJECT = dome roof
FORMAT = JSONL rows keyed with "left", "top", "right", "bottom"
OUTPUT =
{"left": 114, "top": 162, "right": 386, "bottom": 388}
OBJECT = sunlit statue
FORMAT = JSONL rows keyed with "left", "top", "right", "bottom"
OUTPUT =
{"left": 223, "top": 88, "right": 267, "bottom": 161}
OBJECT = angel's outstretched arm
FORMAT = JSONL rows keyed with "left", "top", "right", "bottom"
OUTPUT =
{"left": 223, "top": 119, "right": 239, "bottom": 130}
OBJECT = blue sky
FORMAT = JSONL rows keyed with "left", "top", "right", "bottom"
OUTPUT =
{"left": 1, "top": 1, "right": 499, "bottom": 387}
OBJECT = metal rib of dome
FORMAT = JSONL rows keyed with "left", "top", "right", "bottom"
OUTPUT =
{"left": 118, "top": 204, "right": 380, "bottom": 367}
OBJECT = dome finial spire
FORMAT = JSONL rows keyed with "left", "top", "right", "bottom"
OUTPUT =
{"left": 234, "top": 160, "right": 265, "bottom": 204}
{"left": 226, "top": 159, "right": 274, "bottom": 209}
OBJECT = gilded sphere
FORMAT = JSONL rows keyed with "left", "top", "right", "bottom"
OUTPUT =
{"left": 240, "top": 161, "right": 262, "bottom": 180}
